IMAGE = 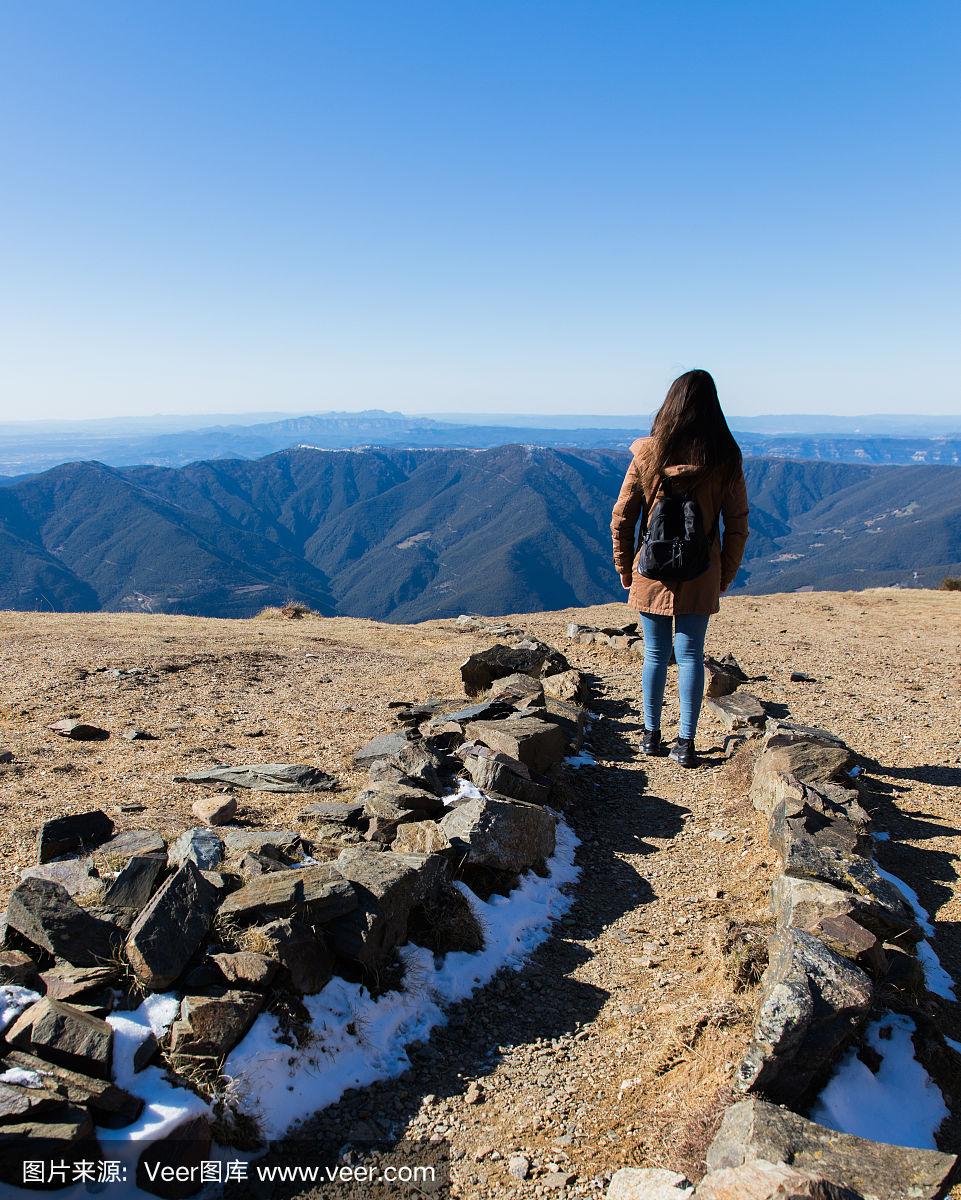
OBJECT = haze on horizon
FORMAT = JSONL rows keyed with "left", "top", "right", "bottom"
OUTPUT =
{"left": 1, "top": 2, "right": 959, "bottom": 422}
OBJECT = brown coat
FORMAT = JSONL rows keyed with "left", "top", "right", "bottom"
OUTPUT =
{"left": 610, "top": 437, "right": 750, "bottom": 616}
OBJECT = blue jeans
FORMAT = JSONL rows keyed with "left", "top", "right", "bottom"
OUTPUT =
{"left": 639, "top": 612, "right": 711, "bottom": 740}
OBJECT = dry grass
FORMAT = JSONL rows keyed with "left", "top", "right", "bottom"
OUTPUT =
{"left": 940, "top": 576, "right": 961, "bottom": 592}
{"left": 255, "top": 600, "right": 322, "bottom": 620}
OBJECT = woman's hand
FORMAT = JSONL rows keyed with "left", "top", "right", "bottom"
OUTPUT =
{"left": 620, "top": 572, "right": 632, "bottom": 591}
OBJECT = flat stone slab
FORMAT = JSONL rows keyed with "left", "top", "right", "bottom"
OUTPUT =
{"left": 296, "top": 801, "right": 365, "bottom": 826}
{"left": 356, "top": 780, "right": 444, "bottom": 816}
{"left": 37, "top": 810, "right": 114, "bottom": 862}
{"left": 706, "top": 1097, "right": 957, "bottom": 1200}
{"left": 706, "top": 692, "right": 768, "bottom": 730}
{"left": 102, "top": 854, "right": 165, "bottom": 912}
{"left": 100, "top": 829, "right": 167, "bottom": 864}
{"left": 21, "top": 857, "right": 102, "bottom": 901}
{"left": 2, "top": 1047, "right": 143, "bottom": 1128}
{"left": 4, "top": 877, "right": 121, "bottom": 967}
{"left": 353, "top": 732, "right": 415, "bottom": 766}
{"left": 221, "top": 829, "right": 302, "bottom": 860}
{"left": 47, "top": 720, "right": 109, "bottom": 741}
{"left": 219, "top": 863, "right": 357, "bottom": 923}
{"left": 125, "top": 863, "right": 220, "bottom": 989}
{"left": 6, "top": 997, "right": 114, "bottom": 1080}
{"left": 39, "top": 964, "right": 122, "bottom": 1003}
{"left": 175, "top": 763, "right": 339, "bottom": 792}
{"left": 465, "top": 715, "right": 568, "bottom": 773}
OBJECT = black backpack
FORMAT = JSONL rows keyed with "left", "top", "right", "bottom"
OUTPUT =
{"left": 637, "top": 474, "right": 718, "bottom": 582}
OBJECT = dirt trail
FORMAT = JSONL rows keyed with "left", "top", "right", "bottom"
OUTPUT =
{"left": 2, "top": 590, "right": 959, "bottom": 1195}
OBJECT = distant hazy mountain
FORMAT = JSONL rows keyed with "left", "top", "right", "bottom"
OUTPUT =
{"left": 1, "top": 408, "right": 959, "bottom": 475}
{"left": 1, "top": 446, "right": 957, "bottom": 619}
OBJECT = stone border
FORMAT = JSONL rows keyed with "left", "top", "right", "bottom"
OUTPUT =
{"left": 609, "top": 712, "right": 959, "bottom": 1199}
{"left": 1, "top": 634, "right": 589, "bottom": 1196}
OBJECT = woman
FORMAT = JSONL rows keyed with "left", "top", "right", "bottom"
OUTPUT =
{"left": 610, "top": 369, "right": 749, "bottom": 768}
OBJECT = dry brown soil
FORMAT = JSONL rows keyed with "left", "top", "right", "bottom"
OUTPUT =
{"left": 1, "top": 589, "right": 959, "bottom": 1196}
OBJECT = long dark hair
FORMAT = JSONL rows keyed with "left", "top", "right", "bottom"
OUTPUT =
{"left": 649, "top": 369, "right": 742, "bottom": 481}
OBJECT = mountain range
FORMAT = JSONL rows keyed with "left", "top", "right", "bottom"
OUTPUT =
{"left": 1, "top": 446, "right": 958, "bottom": 620}
{"left": 1, "top": 409, "right": 959, "bottom": 476}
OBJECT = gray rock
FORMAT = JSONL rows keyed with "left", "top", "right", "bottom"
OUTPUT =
{"left": 762, "top": 721, "right": 848, "bottom": 752}
{"left": 706, "top": 692, "right": 768, "bottom": 730}
{"left": 696, "top": 1160, "right": 861, "bottom": 1199}
{"left": 465, "top": 747, "right": 550, "bottom": 805}
{"left": 460, "top": 641, "right": 570, "bottom": 697}
{"left": 736, "top": 929, "right": 873, "bottom": 1105}
{"left": 125, "top": 863, "right": 220, "bottom": 989}
{"left": 21, "top": 857, "right": 102, "bottom": 901}
{"left": 297, "top": 801, "right": 365, "bottom": 826}
{"left": 771, "top": 875, "right": 887, "bottom": 973}
{"left": 391, "top": 821, "right": 452, "bottom": 856}
{"left": 208, "top": 951, "right": 278, "bottom": 988}
{"left": 357, "top": 780, "right": 444, "bottom": 816}
{"left": 440, "top": 796, "right": 556, "bottom": 873}
{"left": 704, "top": 656, "right": 745, "bottom": 699}
{"left": 100, "top": 829, "right": 167, "bottom": 863}
{"left": 102, "top": 854, "right": 165, "bottom": 912}
{"left": 169, "top": 990, "right": 263, "bottom": 1061}
{"left": 219, "top": 863, "right": 358, "bottom": 923}
{"left": 0, "top": 749, "right": 13, "bottom": 764}
{"left": 353, "top": 731, "right": 416, "bottom": 767}
{"left": 254, "top": 918, "right": 334, "bottom": 994}
{"left": 4, "top": 877, "right": 121, "bottom": 966}
{"left": 47, "top": 719, "right": 109, "bottom": 741}
{"left": 37, "top": 810, "right": 114, "bottom": 862}
{"left": 770, "top": 800, "right": 872, "bottom": 863}
{"left": 488, "top": 672, "right": 545, "bottom": 702}
{"left": 606, "top": 1167, "right": 693, "bottom": 1198}
{"left": 6, "top": 997, "right": 113, "bottom": 1080}
{"left": 0, "top": 1077, "right": 66, "bottom": 1122}
{"left": 175, "top": 763, "right": 338, "bottom": 793}
{"left": 367, "top": 746, "right": 447, "bottom": 794}
{"left": 191, "top": 795, "right": 238, "bottom": 826}
{"left": 123, "top": 727, "right": 155, "bottom": 741}
{"left": 328, "top": 848, "right": 447, "bottom": 972}
{"left": 752, "top": 743, "right": 856, "bottom": 816}
{"left": 2, "top": 1047, "right": 143, "bottom": 1127}
{"left": 221, "top": 829, "right": 302, "bottom": 860}
{"left": 542, "top": 696, "right": 588, "bottom": 752}
{"left": 465, "top": 715, "right": 568, "bottom": 773}
{"left": 542, "top": 669, "right": 584, "bottom": 702}
{"left": 169, "top": 828, "right": 224, "bottom": 871}
{"left": 235, "top": 851, "right": 288, "bottom": 878}
{"left": 706, "top": 1097, "right": 957, "bottom": 1200}
{"left": 39, "top": 964, "right": 122, "bottom": 1003}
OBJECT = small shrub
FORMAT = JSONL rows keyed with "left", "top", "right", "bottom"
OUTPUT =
{"left": 255, "top": 600, "right": 320, "bottom": 620}
{"left": 940, "top": 576, "right": 961, "bottom": 592}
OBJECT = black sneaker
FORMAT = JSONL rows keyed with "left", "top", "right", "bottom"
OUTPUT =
{"left": 642, "top": 727, "right": 667, "bottom": 756}
{"left": 669, "top": 737, "right": 698, "bottom": 768}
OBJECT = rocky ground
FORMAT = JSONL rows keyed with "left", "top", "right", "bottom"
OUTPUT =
{"left": 1, "top": 589, "right": 959, "bottom": 1197}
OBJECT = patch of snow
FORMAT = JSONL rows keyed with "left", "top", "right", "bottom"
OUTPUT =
{"left": 443, "top": 777, "right": 484, "bottom": 805}
{"left": 811, "top": 1012, "right": 948, "bottom": 1149}
{"left": 224, "top": 817, "right": 579, "bottom": 1141}
{"left": 565, "top": 750, "right": 596, "bottom": 768}
{"left": 0, "top": 986, "right": 40, "bottom": 1032}
{"left": 873, "top": 831, "right": 890, "bottom": 842}
{"left": 874, "top": 862, "right": 956, "bottom": 999}
{"left": 0, "top": 1066, "right": 45, "bottom": 1088}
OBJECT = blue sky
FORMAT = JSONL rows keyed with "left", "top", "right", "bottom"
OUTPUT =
{"left": 1, "top": 1, "right": 959, "bottom": 419}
